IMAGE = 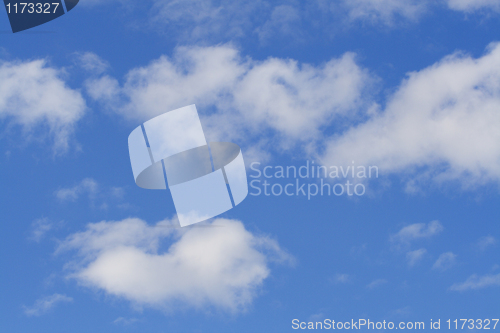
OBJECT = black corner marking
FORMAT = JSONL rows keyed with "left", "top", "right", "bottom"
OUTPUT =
{"left": 63, "top": 0, "right": 78, "bottom": 12}
{"left": 3, "top": 0, "right": 79, "bottom": 33}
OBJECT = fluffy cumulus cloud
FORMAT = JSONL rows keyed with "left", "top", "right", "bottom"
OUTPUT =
{"left": 86, "top": 45, "right": 372, "bottom": 152}
{"left": 58, "top": 217, "right": 293, "bottom": 312}
{"left": 0, "top": 59, "right": 86, "bottom": 152}
{"left": 321, "top": 43, "right": 500, "bottom": 188}
{"left": 75, "top": 52, "right": 109, "bottom": 75}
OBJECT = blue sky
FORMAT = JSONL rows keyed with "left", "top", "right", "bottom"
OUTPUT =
{"left": 1, "top": 0, "right": 500, "bottom": 332}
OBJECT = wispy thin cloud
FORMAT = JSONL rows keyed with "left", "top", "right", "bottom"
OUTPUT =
{"left": 0, "top": 59, "right": 86, "bottom": 152}
{"left": 74, "top": 52, "right": 109, "bottom": 75}
{"left": 23, "top": 294, "right": 73, "bottom": 316}
{"left": 321, "top": 43, "right": 500, "bottom": 189}
{"left": 476, "top": 236, "right": 496, "bottom": 251}
{"left": 30, "top": 218, "right": 54, "bottom": 242}
{"left": 55, "top": 178, "right": 99, "bottom": 202}
{"left": 406, "top": 248, "right": 427, "bottom": 267}
{"left": 331, "top": 274, "right": 351, "bottom": 284}
{"left": 55, "top": 179, "right": 128, "bottom": 210}
{"left": 432, "top": 252, "right": 457, "bottom": 271}
{"left": 391, "top": 221, "right": 443, "bottom": 246}
{"left": 367, "top": 279, "right": 387, "bottom": 289}
{"left": 450, "top": 273, "right": 500, "bottom": 291}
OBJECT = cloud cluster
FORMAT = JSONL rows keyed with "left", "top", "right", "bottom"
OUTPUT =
{"left": 391, "top": 221, "right": 446, "bottom": 269}
{"left": 0, "top": 59, "right": 86, "bottom": 152}
{"left": 87, "top": 42, "right": 500, "bottom": 190}
{"left": 79, "top": 0, "right": 500, "bottom": 43}
{"left": 58, "top": 217, "right": 293, "bottom": 312}
{"left": 321, "top": 43, "right": 500, "bottom": 188}
{"left": 339, "top": 0, "right": 500, "bottom": 25}
{"left": 86, "top": 45, "right": 372, "bottom": 153}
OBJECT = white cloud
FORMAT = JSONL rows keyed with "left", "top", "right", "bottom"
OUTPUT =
{"left": 67, "top": 0, "right": 500, "bottom": 43}
{"left": 321, "top": 43, "right": 500, "bottom": 188}
{"left": 391, "top": 220, "right": 443, "bottom": 245}
{"left": 55, "top": 179, "right": 128, "bottom": 210}
{"left": 55, "top": 178, "right": 99, "bottom": 201}
{"left": 406, "top": 248, "right": 427, "bottom": 267}
{"left": 75, "top": 52, "right": 109, "bottom": 74}
{"left": 58, "top": 217, "right": 293, "bottom": 312}
{"left": 113, "top": 317, "right": 138, "bottom": 325}
{"left": 255, "top": 5, "right": 302, "bottom": 44}
{"left": 87, "top": 45, "right": 373, "bottom": 155}
{"left": 0, "top": 59, "right": 86, "bottom": 152}
{"left": 23, "top": 294, "right": 73, "bottom": 316}
{"left": 331, "top": 273, "right": 351, "bottom": 284}
{"left": 367, "top": 278, "right": 387, "bottom": 289}
{"left": 340, "top": 0, "right": 427, "bottom": 24}
{"left": 476, "top": 236, "right": 497, "bottom": 251}
{"left": 151, "top": 0, "right": 267, "bottom": 42}
{"left": 433, "top": 252, "right": 457, "bottom": 271}
{"left": 446, "top": 0, "right": 500, "bottom": 12}
{"left": 450, "top": 273, "right": 500, "bottom": 291}
{"left": 338, "top": 0, "right": 500, "bottom": 25}
{"left": 30, "top": 218, "right": 55, "bottom": 242}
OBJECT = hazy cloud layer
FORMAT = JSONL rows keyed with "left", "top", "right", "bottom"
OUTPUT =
{"left": 79, "top": 0, "right": 500, "bottom": 42}
{"left": 446, "top": 0, "right": 500, "bottom": 12}
{"left": 30, "top": 218, "right": 56, "bottom": 242}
